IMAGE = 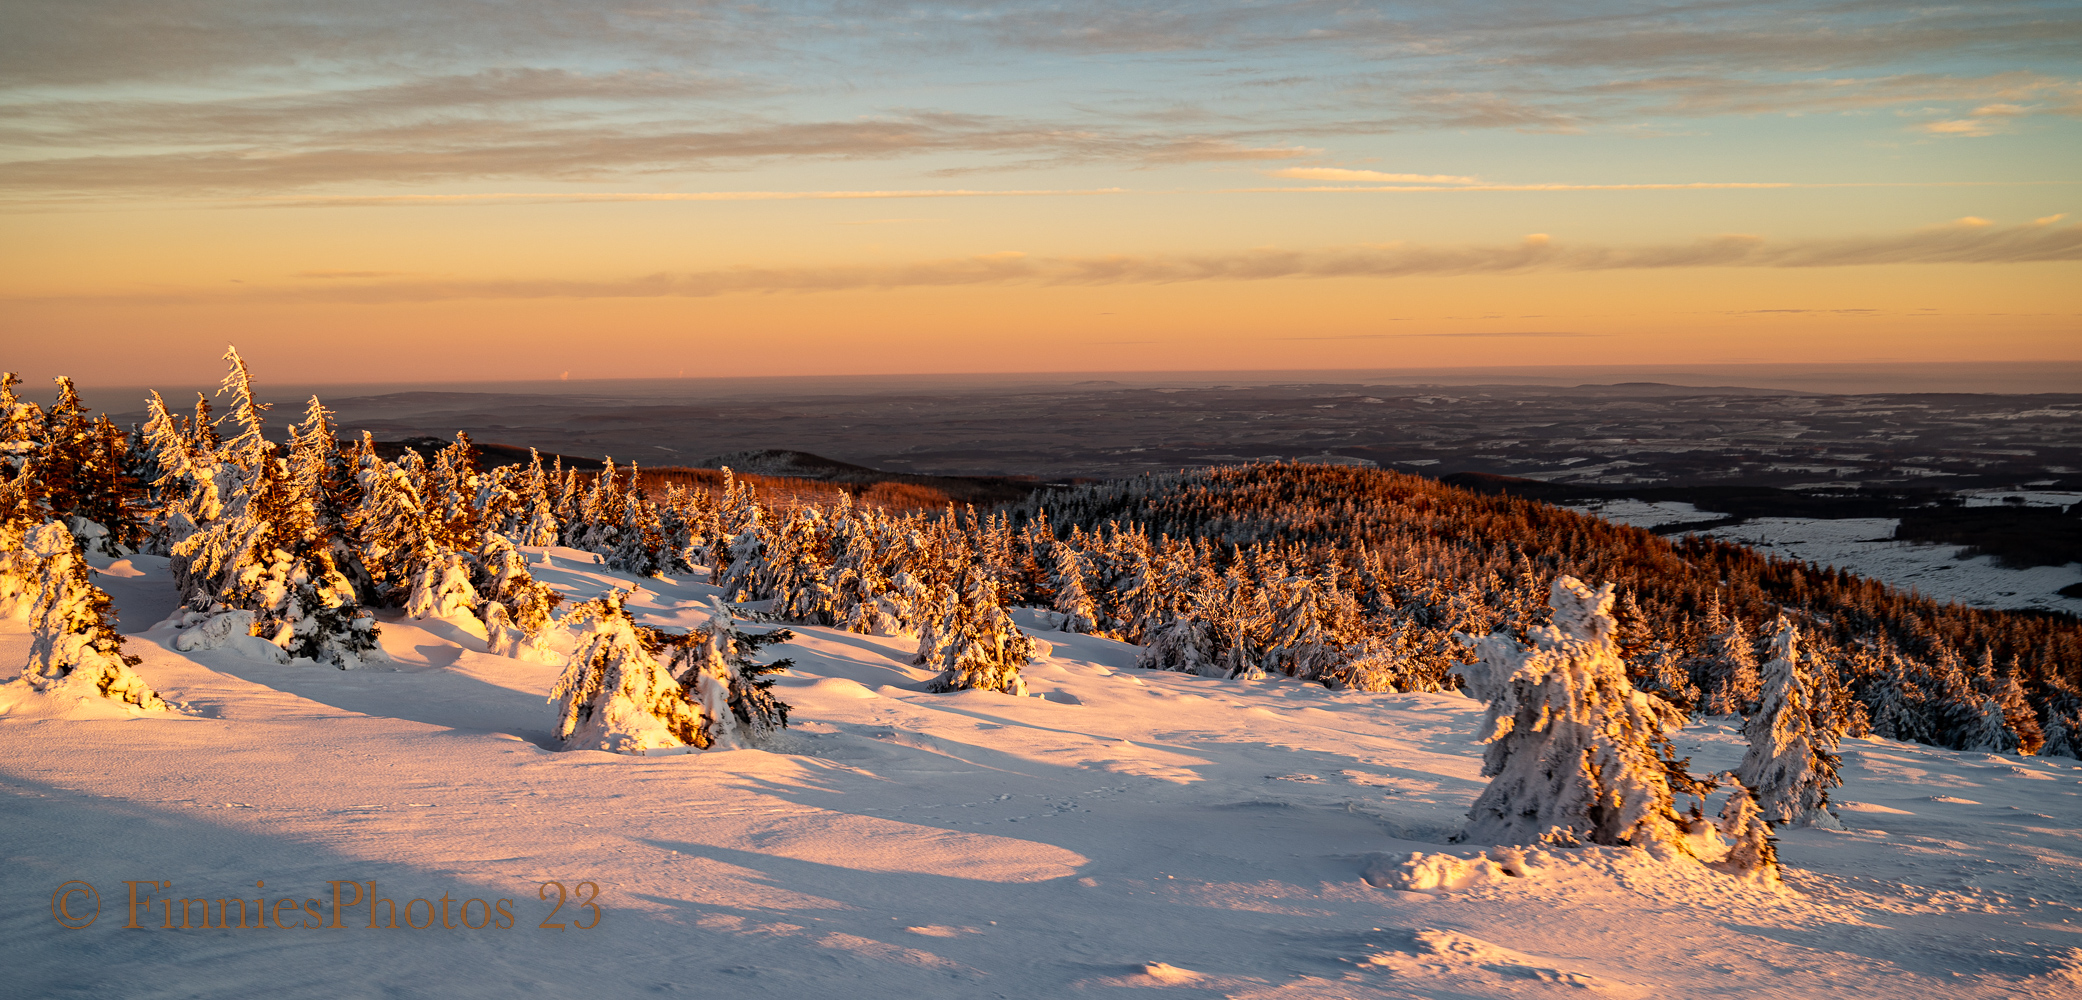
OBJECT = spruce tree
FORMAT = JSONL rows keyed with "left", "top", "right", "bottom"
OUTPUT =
{"left": 1700, "top": 617, "right": 1762, "bottom": 716}
{"left": 921, "top": 566, "right": 1034, "bottom": 695}
{"left": 1047, "top": 540, "right": 1100, "bottom": 634}
{"left": 1713, "top": 774, "right": 1780, "bottom": 884}
{"left": 656, "top": 597, "right": 795, "bottom": 746}
{"left": 20, "top": 521, "right": 167, "bottom": 710}
{"left": 1734, "top": 617, "right": 1843, "bottom": 828}
{"left": 550, "top": 589, "right": 705, "bottom": 754}
{"left": 1457, "top": 578, "right": 1700, "bottom": 850}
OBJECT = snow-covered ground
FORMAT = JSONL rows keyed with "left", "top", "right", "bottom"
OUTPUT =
{"left": 5, "top": 553, "right": 2082, "bottom": 998}
{"left": 1569, "top": 500, "right": 2082, "bottom": 615}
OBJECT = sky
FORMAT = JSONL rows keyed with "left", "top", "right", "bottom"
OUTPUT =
{"left": 2, "top": 0, "right": 2078, "bottom": 385}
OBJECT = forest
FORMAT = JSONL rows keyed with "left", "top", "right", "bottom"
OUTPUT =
{"left": 4, "top": 351, "right": 2078, "bottom": 776}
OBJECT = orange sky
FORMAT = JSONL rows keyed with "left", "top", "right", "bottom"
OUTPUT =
{"left": 3, "top": 2, "right": 2077, "bottom": 384}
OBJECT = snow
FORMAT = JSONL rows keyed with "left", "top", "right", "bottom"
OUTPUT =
{"left": 6, "top": 551, "right": 2082, "bottom": 997}
{"left": 1569, "top": 502, "right": 2082, "bottom": 614}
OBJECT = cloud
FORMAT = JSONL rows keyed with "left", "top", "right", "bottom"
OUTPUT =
{"left": 1228, "top": 180, "right": 2042, "bottom": 194}
{"left": 237, "top": 189, "right": 1132, "bottom": 209}
{"left": 1917, "top": 118, "right": 2014, "bottom": 138}
{"left": 0, "top": 76, "right": 1341, "bottom": 198}
{"left": 27, "top": 219, "right": 2077, "bottom": 305}
{"left": 1409, "top": 331, "right": 1598, "bottom": 338}
{"left": 1265, "top": 168, "right": 1477, "bottom": 184}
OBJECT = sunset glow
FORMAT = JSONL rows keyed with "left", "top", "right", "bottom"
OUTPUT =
{"left": 3, "top": 1, "right": 2078, "bottom": 383}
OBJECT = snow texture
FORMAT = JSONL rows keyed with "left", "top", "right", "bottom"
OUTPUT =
{"left": 6, "top": 548, "right": 2082, "bottom": 999}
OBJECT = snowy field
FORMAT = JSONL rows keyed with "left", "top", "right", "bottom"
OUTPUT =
{"left": 1568, "top": 500, "right": 2082, "bottom": 615}
{"left": 5, "top": 552, "right": 2082, "bottom": 999}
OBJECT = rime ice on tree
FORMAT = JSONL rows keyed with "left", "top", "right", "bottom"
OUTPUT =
{"left": 920, "top": 568, "right": 1034, "bottom": 696}
{"left": 660, "top": 597, "right": 794, "bottom": 748}
{"left": 1457, "top": 576, "right": 1698, "bottom": 851}
{"left": 19, "top": 522, "right": 167, "bottom": 710}
{"left": 1712, "top": 773, "right": 1780, "bottom": 884}
{"left": 1734, "top": 616, "right": 1844, "bottom": 829}
{"left": 550, "top": 589, "right": 705, "bottom": 754}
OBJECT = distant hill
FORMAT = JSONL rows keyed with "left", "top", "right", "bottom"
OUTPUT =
{"left": 372, "top": 439, "right": 1044, "bottom": 512}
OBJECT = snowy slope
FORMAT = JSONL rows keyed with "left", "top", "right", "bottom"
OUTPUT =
{"left": 4, "top": 553, "right": 2081, "bottom": 999}
{"left": 1570, "top": 500, "right": 2082, "bottom": 615}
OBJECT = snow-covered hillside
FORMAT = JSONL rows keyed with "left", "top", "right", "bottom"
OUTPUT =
{"left": 1569, "top": 498, "right": 2082, "bottom": 615}
{"left": 5, "top": 552, "right": 2081, "bottom": 998}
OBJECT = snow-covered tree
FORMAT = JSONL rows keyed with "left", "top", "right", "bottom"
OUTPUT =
{"left": 34, "top": 377, "right": 145, "bottom": 555}
{"left": 474, "top": 531, "right": 562, "bottom": 658}
{"left": 920, "top": 567, "right": 1034, "bottom": 696}
{"left": 152, "top": 349, "right": 383, "bottom": 667}
{"left": 827, "top": 504, "right": 905, "bottom": 636}
{"left": 515, "top": 450, "right": 561, "bottom": 547}
{"left": 1456, "top": 577, "right": 1700, "bottom": 851}
{"left": 0, "top": 372, "right": 44, "bottom": 474}
{"left": 1712, "top": 774, "right": 1780, "bottom": 884}
{"left": 1136, "top": 617, "right": 1230, "bottom": 678}
{"left": 0, "top": 463, "right": 47, "bottom": 617}
{"left": 1960, "top": 697, "right": 2015, "bottom": 754}
{"left": 1734, "top": 617, "right": 1843, "bottom": 829}
{"left": 406, "top": 551, "right": 479, "bottom": 622}
{"left": 1047, "top": 540, "right": 1099, "bottom": 634}
{"left": 1698, "top": 614, "right": 1761, "bottom": 717}
{"left": 19, "top": 521, "right": 167, "bottom": 710}
{"left": 658, "top": 597, "right": 794, "bottom": 747}
{"left": 550, "top": 589, "right": 705, "bottom": 754}
{"left": 2043, "top": 710, "right": 2080, "bottom": 761}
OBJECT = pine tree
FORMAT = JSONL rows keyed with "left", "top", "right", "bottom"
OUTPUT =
{"left": 0, "top": 463, "right": 48, "bottom": 617}
{"left": 19, "top": 521, "right": 167, "bottom": 710}
{"left": 407, "top": 551, "right": 479, "bottom": 622}
{"left": 550, "top": 589, "right": 705, "bottom": 754}
{"left": 2043, "top": 710, "right": 2079, "bottom": 761}
{"left": 1735, "top": 617, "right": 1843, "bottom": 829}
{"left": 0, "top": 372, "right": 44, "bottom": 474}
{"left": 656, "top": 598, "right": 794, "bottom": 747}
{"left": 1048, "top": 540, "right": 1099, "bottom": 634}
{"left": 1712, "top": 774, "right": 1780, "bottom": 884}
{"left": 1998, "top": 665, "right": 2044, "bottom": 755}
{"left": 517, "top": 450, "right": 561, "bottom": 546}
{"left": 1699, "top": 617, "right": 1762, "bottom": 716}
{"left": 1457, "top": 578, "right": 1700, "bottom": 850}
{"left": 34, "top": 378, "right": 145, "bottom": 554}
{"left": 921, "top": 566, "right": 1034, "bottom": 696}
{"left": 1961, "top": 697, "right": 2015, "bottom": 754}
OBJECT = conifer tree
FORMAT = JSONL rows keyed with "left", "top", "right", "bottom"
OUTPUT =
{"left": 1997, "top": 665, "right": 2044, "bottom": 755}
{"left": 34, "top": 378, "right": 145, "bottom": 554}
{"left": 0, "top": 372, "right": 44, "bottom": 473}
{"left": 407, "top": 551, "right": 479, "bottom": 622}
{"left": 657, "top": 597, "right": 794, "bottom": 747}
{"left": 1457, "top": 577, "right": 1700, "bottom": 850}
{"left": 1734, "top": 617, "right": 1843, "bottom": 828}
{"left": 19, "top": 521, "right": 167, "bottom": 710}
{"left": 1047, "top": 539, "right": 1100, "bottom": 634}
{"left": 0, "top": 463, "right": 46, "bottom": 617}
{"left": 476, "top": 532, "right": 562, "bottom": 660}
{"left": 921, "top": 566, "right": 1034, "bottom": 696}
{"left": 1713, "top": 774, "right": 1780, "bottom": 884}
{"left": 550, "top": 589, "right": 705, "bottom": 754}
{"left": 1699, "top": 616, "right": 1762, "bottom": 716}
{"left": 2043, "top": 710, "right": 2079, "bottom": 761}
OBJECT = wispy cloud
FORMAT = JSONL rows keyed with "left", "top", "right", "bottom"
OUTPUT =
{"left": 234, "top": 189, "right": 1133, "bottom": 209}
{"left": 1265, "top": 168, "right": 1477, "bottom": 184}
{"left": 1275, "top": 331, "right": 1600, "bottom": 341}
{"left": 25, "top": 219, "right": 2075, "bottom": 305}
{"left": 0, "top": 104, "right": 1323, "bottom": 196}
{"left": 1231, "top": 180, "right": 2055, "bottom": 194}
